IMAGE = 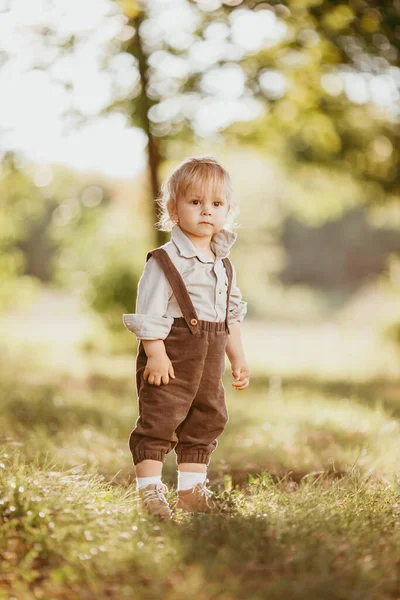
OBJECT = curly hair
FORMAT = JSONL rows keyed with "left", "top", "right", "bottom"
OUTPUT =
{"left": 154, "top": 155, "right": 241, "bottom": 232}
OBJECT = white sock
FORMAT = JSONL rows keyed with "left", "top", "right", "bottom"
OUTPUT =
{"left": 177, "top": 470, "right": 207, "bottom": 491}
{"left": 136, "top": 475, "right": 162, "bottom": 490}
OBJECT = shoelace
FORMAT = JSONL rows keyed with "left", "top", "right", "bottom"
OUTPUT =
{"left": 142, "top": 482, "right": 169, "bottom": 507}
{"left": 192, "top": 478, "right": 214, "bottom": 502}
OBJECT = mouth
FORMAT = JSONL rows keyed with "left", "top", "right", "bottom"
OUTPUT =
{"left": 199, "top": 221, "right": 213, "bottom": 225}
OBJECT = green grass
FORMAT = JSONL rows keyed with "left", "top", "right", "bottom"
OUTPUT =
{"left": 1, "top": 357, "right": 400, "bottom": 599}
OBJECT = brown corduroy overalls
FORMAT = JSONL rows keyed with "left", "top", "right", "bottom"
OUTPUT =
{"left": 129, "top": 247, "right": 234, "bottom": 467}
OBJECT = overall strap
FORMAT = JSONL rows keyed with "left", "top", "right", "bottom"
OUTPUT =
{"left": 146, "top": 248, "right": 235, "bottom": 336}
{"left": 222, "top": 257, "right": 233, "bottom": 335}
{"left": 146, "top": 248, "right": 201, "bottom": 335}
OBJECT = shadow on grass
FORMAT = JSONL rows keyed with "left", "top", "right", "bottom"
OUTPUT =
{"left": 164, "top": 513, "right": 387, "bottom": 599}
{"left": 205, "top": 460, "right": 349, "bottom": 491}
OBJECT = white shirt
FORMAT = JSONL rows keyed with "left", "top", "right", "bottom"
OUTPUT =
{"left": 123, "top": 224, "right": 248, "bottom": 341}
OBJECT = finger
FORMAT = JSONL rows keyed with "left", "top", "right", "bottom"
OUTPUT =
{"left": 148, "top": 374, "right": 154, "bottom": 385}
{"left": 162, "top": 373, "right": 170, "bottom": 385}
{"left": 169, "top": 365, "right": 175, "bottom": 379}
{"left": 235, "top": 381, "right": 249, "bottom": 390}
{"left": 233, "top": 379, "right": 249, "bottom": 389}
{"left": 143, "top": 369, "right": 148, "bottom": 381}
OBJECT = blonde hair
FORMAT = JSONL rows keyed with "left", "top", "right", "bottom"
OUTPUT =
{"left": 155, "top": 155, "right": 241, "bottom": 232}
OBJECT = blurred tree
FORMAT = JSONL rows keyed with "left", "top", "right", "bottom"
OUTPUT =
{"left": 217, "top": 0, "right": 400, "bottom": 205}
{"left": 2, "top": 0, "right": 399, "bottom": 231}
{"left": 280, "top": 206, "right": 400, "bottom": 291}
{"left": 0, "top": 150, "right": 112, "bottom": 308}
{"left": 1, "top": 0, "right": 400, "bottom": 333}
{"left": 0, "top": 152, "right": 43, "bottom": 309}
{"left": 106, "top": 0, "right": 400, "bottom": 234}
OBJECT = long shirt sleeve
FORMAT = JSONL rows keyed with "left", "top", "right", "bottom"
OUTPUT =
{"left": 227, "top": 261, "right": 248, "bottom": 325}
{"left": 122, "top": 257, "right": 175, "bottom": 341}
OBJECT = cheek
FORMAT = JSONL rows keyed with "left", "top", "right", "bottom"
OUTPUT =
{"left": 176, "top": 203, "right": 188, "bottom": 216}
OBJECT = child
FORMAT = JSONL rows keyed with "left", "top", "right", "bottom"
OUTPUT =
{"left": 123, "top": 155, "right": 250, "bottom": 520}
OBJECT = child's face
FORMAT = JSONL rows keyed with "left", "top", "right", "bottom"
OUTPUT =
{"left": 172, "top": 184, "right": 230, "bottom": 239}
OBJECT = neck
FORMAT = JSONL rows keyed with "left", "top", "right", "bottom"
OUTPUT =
{"left": 179, "top": 226, "right": 214, "bottom": 251}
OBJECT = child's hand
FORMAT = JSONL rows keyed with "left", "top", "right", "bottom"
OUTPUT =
{"left": 231, "top": 360, "right": 251, "bottom": 392}
{"left": 143, "top": 354, "right": 175, "bottom": 386}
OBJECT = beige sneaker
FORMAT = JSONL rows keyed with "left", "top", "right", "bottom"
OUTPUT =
{"left": 138, "top": 482, "right": 172, "bottom": 520}
{"left": 176, "top": 478, "right": 222, "bottom": 514}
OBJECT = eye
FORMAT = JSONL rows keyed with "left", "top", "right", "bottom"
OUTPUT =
{"left": 191, "top": 199, "right": 223, "bottom": 207}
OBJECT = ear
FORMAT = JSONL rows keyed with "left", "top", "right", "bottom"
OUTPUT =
{"left": 170, "top": 202, "right": 179, "bottom": 223}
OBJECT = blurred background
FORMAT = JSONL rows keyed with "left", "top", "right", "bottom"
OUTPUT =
{"left": 1, "top": 0, "right": 400, "bottom": 483}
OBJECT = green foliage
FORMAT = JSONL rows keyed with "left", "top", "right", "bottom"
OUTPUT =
{"left": 85, "top": 257, "right": 139, "bottom": 333}
{"left": 0, "top": 152, "right": 141, "bottom": 349}
{"left": 0, "top": 153, "right": 113, "bottom": 312}
{"left": 0, "top": 154, "right": 49, "bottom": 309}
{"left": 219, "top": 1, "right": 399, "bottom": 199}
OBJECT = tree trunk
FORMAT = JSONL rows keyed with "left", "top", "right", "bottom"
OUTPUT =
{"left": 128, "top": 13, "right": 168, "bottom": 248}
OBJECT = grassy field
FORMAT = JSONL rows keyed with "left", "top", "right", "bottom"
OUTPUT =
{"left": 1, "top": 288, "right": 400, "bottom": 599}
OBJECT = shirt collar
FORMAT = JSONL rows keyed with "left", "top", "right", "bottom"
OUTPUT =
{"left": 171, "top": 224, "right": 237, "bottom": 263}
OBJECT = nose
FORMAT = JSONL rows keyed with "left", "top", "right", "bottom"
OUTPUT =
{"left": 201, "top": 205, "right": 212, "bottom": 215}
